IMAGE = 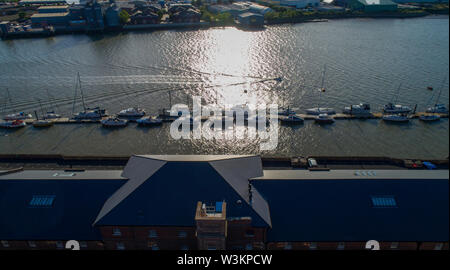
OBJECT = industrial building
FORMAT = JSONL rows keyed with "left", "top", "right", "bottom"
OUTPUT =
{"left": 340, "top": 0, "right": 398, "bottom": 12}
{"left": 0, "top": 155, "right": 448, "bottom": 250}
{"left": 278, "top": 0, "right": 320, "bottom": 9}
{"left": 237, "top": 12, "right": 264, "bottom": 28}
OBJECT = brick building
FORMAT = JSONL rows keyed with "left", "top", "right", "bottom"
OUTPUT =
{"left": 0, "top": 155, "right": 448, "bottom": 250}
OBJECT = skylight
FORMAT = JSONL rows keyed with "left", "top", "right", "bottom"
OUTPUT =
{"left": 29, "top": 195, "right": 56, "bottom": 207}
{"left": 371, "top": 196, "right": 397, "bottom": 208}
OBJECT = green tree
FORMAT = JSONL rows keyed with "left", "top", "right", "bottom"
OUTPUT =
{"left": 119, "top": 10, "right": 130, "bottom": 25}
{"left": 18, "top": 11, "right": 26, "bottom": 20}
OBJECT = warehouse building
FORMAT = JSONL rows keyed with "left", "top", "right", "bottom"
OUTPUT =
{"left": 344, "top": 0, "right": 398, "bottom": 12}
{"left": 31, "top": 12, "right": 70, "bottom": 26}
{"left": 237, "top": 12, "right": 264, "bottom": 28}
{"left": 0, "top": 155, "right": 448, "bottom": 250}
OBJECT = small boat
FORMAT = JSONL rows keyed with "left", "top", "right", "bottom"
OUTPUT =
{"left": 101, "top": 117, "right": 128, "bottom": 127}
{"left": 278, "top": 107, "right": 296, "bottom": 116}
{"left": 0, "top": 120, "right": 26, "bottom": 129}
{"left": 3, "top": 112, "right": 33, "bottom": 121}
{"left": 427, "top": 86, "right": 433, "bottom": 91}
{"left": 419, "top": 114, "right": 440, "bottom": 122}
{"left": 382, "top": 114, "right": 409, "bottom": 122}
{"left": 279, "top": 114, "right": 304, "bottom": 124}
{"left": 74, "top": 107, "right": 107, "bottom": 120}
{"left": 314, "top": 114, "right": 335, "bottom": 124}
{"left": 383, "top": 103, "right": 412, "bottom": 114}
{"left": 118, "top": 107, "right": 145, "bottom": 118}
{"left": 32, "top": 119, "right": 53, "bottom": 127}
{"left": 43, "top": 111, "right": 61, "bottom": 119}
{"left": 306, "top": 107, "right": 336, "bottom": 115}
{"left": 32, "top": 110, "right": 53, "bottom": 127}
{"left": 343, "top": 103, "right": 371, "bottom": 115}
{"left": 426, "top": 104, "right": 448, "bottom": 114}
{"left": 137, "top": 116, "right": 163, "bottom": 126}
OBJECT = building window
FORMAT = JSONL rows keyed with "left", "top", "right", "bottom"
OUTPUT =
{"left": 337, "top": 242, "right": 345, "bottom": 250}
{"left": 309, "top": 242, "right": 317, "bottom": 250}
{"left": 112, "top": 227, "right": 121, "bottom": 236}
{"left": 180, "top": 245, "right": 189, "bottom": 251}
{"left": 116, "top": 242, "right": 125, "bottom": 250}
{"left": 284, "top": 242, "right": 292, "bottom": 250}
{"left": 207, "top": 244, "right": 217, "bottom": 250}
{"left": 434, "top": 243, "right": 444, "bottom": 250}
{"left": 80, "top": 242, "right": 88, "bottom": 249}
{"left": 390, "top": 242, "right": 399, "bottom": 249}
{"left": 1, "top": 240, "right": 9, "bottom": 248}
{"left": 56, "top": 241, "right": 64, "bottom": 249}
{"left": 149, "top": 230, "right": 158, "bottom": 238}
{"left": 28, "top": 241, "right": 37, "bottom": 248}
{"left": 245, "top": 244, "right": 253, "bottom": 250}
{"left": 178, "top": 231, "right": 187, "bottom": 238}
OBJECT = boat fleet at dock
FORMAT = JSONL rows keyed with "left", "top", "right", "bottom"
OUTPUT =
{"left": 1, "top": 71, "right": 448, "bottom": 129}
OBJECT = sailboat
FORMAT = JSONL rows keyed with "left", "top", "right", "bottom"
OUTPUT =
{"left": 32, "top": 110, "right": 53, "bottom": 127}
{"left": 72, "top": 73, "right": 107, "bottom": 120}
{"left": 305, "top": 65, "right": 336, "bottom": 115}
{"left": 383, "top": 83, "right": 412, "bottom": 114}
{"left": 426, "top": 77, "right": 448, "bottom": 114}
{"left": 159, "top": 90, "right": 183, "bottom": 121}
{"left": 2, "top": 88, "right": 33, "bottom": 121}
{"left": 43, "top": 89, "right": 61, "bottom": 119}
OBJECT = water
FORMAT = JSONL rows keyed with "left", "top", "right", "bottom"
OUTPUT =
{"left": 0, "top": 16, "right": 448, "bottom": 158}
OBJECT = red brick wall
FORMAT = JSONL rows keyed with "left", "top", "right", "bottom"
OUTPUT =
{"left": 226, "top": 219, "right": 266, "bottom": 250}
{"left": 0, "top": 240, "right": 104, "bottom": 250}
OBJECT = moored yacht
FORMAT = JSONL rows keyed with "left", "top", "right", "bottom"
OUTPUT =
{"left": 306, "top": 107, "right": 336, "bottom": 115}
{"left": 426, "top": 104, "right": 448, "bottom": 114}
{"left": 118, "top": 107, "right": 146, "bottom": 118}
{"left": 314, "top": 113, "right": 335, "bottom": 124}
{"left": 3, "top": 112, "right": 33, "bottom": 121}
{"left": 43, "top": 111, "right": 61, "bottom": 119}
{"left": 382, "top": 114, "right": 409, "bottom": 122}
{"left": 137, "top": 116, "right": 163, "bottom": 126}
{"left": 419, "top": 114, "right": 440, "bottom": 122}
{"left": 343, "top": 103, "right": 371, "bottom": 115}
{"left": 383, "top": 103, "right": 412, "bottom": 114}
{"left": 74, "top": 107, "right": 107, "bottom": 120}
{"left": 101, "top": 117, "right": 128, "bottom": 127}
{"left": 279, "top": 114, "right": 304, "bottom": 124}
{"left": 0, "top": 119, "right": 26, "bottom": 129}
{"left": 32, "top": 119, "right": 53, "bottom": 128}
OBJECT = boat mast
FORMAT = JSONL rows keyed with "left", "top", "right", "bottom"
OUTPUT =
{"left": 78, "top": 72, "right": 87, "bottom": 111}
{"left": 394, "top": 83, "right": 402, "bottom": 104}
{"left": 72, "top": 75, "right": 78, "bottom": 115}
{"left": 435, "top": 76, "right": 447, "bottom": 106}
{"left": 318, "top": 65, "right": 326, "bottom": 109}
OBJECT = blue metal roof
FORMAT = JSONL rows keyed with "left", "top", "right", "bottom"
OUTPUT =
{"left": 0, "top": 179, "right": 125, "bottom": 240}
{"left": 252, "top": 179, "right": 449, "bottom": 242}
{"left": 95, "top": 162, "right": 270, "bottom": 227}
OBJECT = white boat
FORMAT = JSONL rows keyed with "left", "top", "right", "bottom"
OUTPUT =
{"left": 137, "top": 116, "right": 163, "bottom": 126}
{"left": 314, "top": 114, "right": 335, "bottom": 124}
{"left": 3, "top": 112, "right": 33, "bottom": 121}
{"left": 426, "top": 104, "right": 448, "bottom": 114}
{"left": 43, "top": 111, "right": 61, "bottom": 119}
{"left": 383, "top": 103, "right": 412, "bottom": 114}
{"left": 72, "top": 73, "right": 107, "bottom": 120}
{"left": 101, "top": 117, "right": 128, "bottom": 127}
{"left": 343, "top": 103, "right": 371, "bottom": 115}
{"left": 278, "top": 107, "right": 296, "bottom": 116}
{"left": 419, "top": 114, "right": 440, "bottom": 122}
{"left": 306, "top": 65, "right": 335, "bottom": 115}
{"left": 305, "top": 107, "right": 336, "bottom": 115}
{"left": 118, "top": 107, "right": 146, "bottom": 118}
{"left": 0, "top": 120, "right": 26, "bottom": 129}
{"left": 32, "top": 119, "right": 53, "bottom": 127}
{"left": 279, "top": 114, "right": 304, "bottom": 124}
{"left": 426, "top": 77, "right": 448, "bottom": 114}
{"left": 74, "top": 107, "right": 107, "bottom": 120}
{"left": 382, "top": 114, "right": 409, "bottom": 122}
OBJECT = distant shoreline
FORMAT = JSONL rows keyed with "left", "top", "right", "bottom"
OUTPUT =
{"left": 1, "top": 12, "right": 448, "bottom": 40}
